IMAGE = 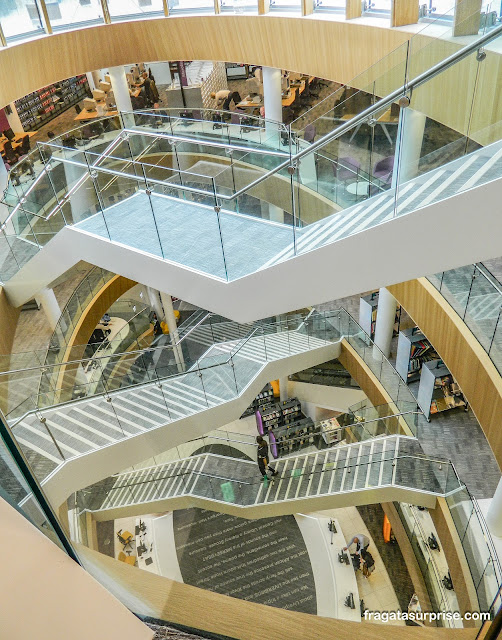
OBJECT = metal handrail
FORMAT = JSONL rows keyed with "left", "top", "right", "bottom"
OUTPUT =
{"left": 220, "top": 24, "right": 502, "bottom": 202}
{"left": 82, "top": 445, "right": 459, "bottom": 498}
{"left": 7, "top": 309, "right": 345, "bottom": 426}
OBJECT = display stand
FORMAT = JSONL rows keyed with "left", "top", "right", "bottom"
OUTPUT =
{"left": 359, "top": 292, "right": 401, "bottom": 340}
{"left": 417, "top": 360, "right": 467, "bottom": 419}
{"left": 396, "top": 327, "right": 439, "bottom": 383}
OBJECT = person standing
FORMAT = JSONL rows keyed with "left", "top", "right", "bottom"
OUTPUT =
{"left": 211, "top": 89, "right": 231, "bottom": 109}
{"left": 344, "top": 533, "right": 370, "bottom": 556}
{"left": 256, "top": 435, "right": 278, "bottom": 480}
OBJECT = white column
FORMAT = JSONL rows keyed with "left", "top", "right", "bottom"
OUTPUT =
{"left": 0, "top": 159, "right": 10, "bottom": 232}
{"left": 487, "top": 478, "right": 502, "bottom": 538}
{"left": 160, "top": 291, "right": 185, "bottom": 373}
{"left": 146, "top": 287, "right": 164, "bottom": 320}
{"left": 6, "top": 103, "right": 23, "bottom": 133}
{"left": 262, "top": 67, "right": 282, "bottom": 138}
{"left": 62, "top": 162, "right": 96, "bottom": 224}
{"left": 36, "top": 288, "right": 62, "bottom": 331}
{"left": 86, "top": 72, "right": 97, "bottom": 92}
{"left": 279, "top": 376, "right": 289, "bottom": 402}
{"left": 108, "top": 65, "right": 133, "bottom": 113}
{"left": 268, "top": 203, "right": 284, "bottom": 224}
{"left": 392, "top": 108, "right": 427, "bottom": 189}
{"left": 372, "top": 288, "right": 397, "bottom": 359}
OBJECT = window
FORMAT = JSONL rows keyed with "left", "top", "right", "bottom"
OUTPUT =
{"left": 363, "top": 0, "right": 391, "bottom": 15}
{"left": 0, "top": 0, "right": 44, "bottom": 41}
{"left": 220, "top": 0, "right": 257, "bottom": 12}
{"left": 313, "top": 0, "right": 345, "bottom": 13}
{"left": 50, "top": 0, "right": 103, "bottom": 30}
{"left": 168, "top": 0, "right": 215, "bottom": 13}
{"left": 107, "top": 0, "right": 165, "bottom": 19}
{"left": 269, "top": 0, "right": 302, "bottom": 11}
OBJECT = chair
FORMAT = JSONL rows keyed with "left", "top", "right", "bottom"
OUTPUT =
{"left": 75, "top": 103, "right": 82, "bottom": 115}
{"left": 333, "top": 156, "right": 361, "bottom": 183}
{"left": 20, "top": 135, "right": 31, "bottom": 155}
{"left": 117, "top": 528, "right": 134, "bottom": 551}
{"left": 373, "top": 156, "right": 394, "bottom": 185}
{"left": 118, "top": 551, "right": 137, "bottom": 566}
{"left": 304, "top": 124, "right": 316, "bottom": 144}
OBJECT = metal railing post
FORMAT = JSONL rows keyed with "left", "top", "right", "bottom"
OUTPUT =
{"left": 37, "top": 0, "right": 53, "bottom": 34}
{"left": 100, "top": 0, "right": 112, "bottom": 23}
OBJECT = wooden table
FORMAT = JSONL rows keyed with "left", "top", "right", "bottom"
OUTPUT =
{"left": 0, "top": 131, "right": 37, "bottom": 154}
{"left": 337, "top": 107, "right": 400, "bottom": 145}
{"left": 74, "top": 107, "right": 119, "bottom": 122}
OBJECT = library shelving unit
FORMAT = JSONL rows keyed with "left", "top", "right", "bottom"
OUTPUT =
{"left": 256, "top": 397, "right": 314, "bottom": 457}
{"left": 417, "top": 360, "right": 467, "bottom": 420}
{"left": 271, "top": 417, "right": 316, "bottom": 458}
{"left": 359, "top": 292, "right": 401, "bottom": 340}
{"left": 15, "top": 75, "right": 89, "bottom": 132}
{"left": 241, "top": 383, "right": 275, "bottom": 419}
{"left": 256, "top": 403, "right": 282, "bottom": 435}
{"left": 396, "top": 327, "right": 439, "bottom": 383}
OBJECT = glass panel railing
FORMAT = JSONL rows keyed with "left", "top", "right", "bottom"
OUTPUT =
{"left": 3, "top": 19, "right": 501, "bottom": 284}
{"left": 396, "top": 502, "right": 462, "bottom": 627}
{"left": 75, "top": 442, "right": 460, "bottom": 517}
{"left": 428, "top": 263, "right": 502, "bottom": 376}
{"left": 446, "top": 487, "right": 502, "bottom": 613}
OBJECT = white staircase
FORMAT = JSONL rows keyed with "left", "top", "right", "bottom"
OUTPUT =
{"left": 81, "top": 435, "right": 452, "bottom": 520}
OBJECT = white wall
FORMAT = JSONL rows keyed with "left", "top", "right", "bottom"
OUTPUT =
{"left": 288, "top": 380, "right": 366, "bottom": 415}
{"left": 0, "top": 498, "right": 153, "bottom": 640}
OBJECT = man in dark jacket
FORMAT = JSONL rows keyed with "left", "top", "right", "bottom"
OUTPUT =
{"left": 256, "top": 435, "right": 278, "bottom": 480}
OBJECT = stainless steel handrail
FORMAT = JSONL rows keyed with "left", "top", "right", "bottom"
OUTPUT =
{"left": 221, "top": 24, "right": 502, "bottom": 202}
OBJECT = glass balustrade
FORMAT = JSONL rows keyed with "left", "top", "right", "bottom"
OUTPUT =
{"left": 2, "top": 21, "right": 501, "bottom": 285}
{"left": 74, "top": 443, "right": 462, "bottom": 516}
{"left": 1, "top": 308, "right": 425, "bottom": 486}
{"left": 428, "top": 263, "right": 502, "bottom": 375}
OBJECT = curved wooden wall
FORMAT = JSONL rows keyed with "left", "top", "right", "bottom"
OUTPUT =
{"left": 77, "top": 543, "right": 476, "bottom": 640}
{"left": 1, "top": 16, "right": 501, "bottom": 144}
{"left": 388, "top": 277, "right": 502, "bottom": 472}
{"left": 56, "top": 275, "right": 136, "bottom": 400}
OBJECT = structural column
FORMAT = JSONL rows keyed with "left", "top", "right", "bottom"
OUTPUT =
{"left": 279, "top": 376, "right": 289, "bottom": 402}
{"left": 268, "top": 203, "right": 285, "bottom": 224}
{"left": 6, "top": 103, "right": 23, "bottom": 133}
{"left": 160, "top": 292, "right": 185, "bottom": 373}
{"left": 108, "top": 66, "right": 133, "bottom": 114}
{"left": 262, "top": 67, "right": 282, "bottom": 139}
{"left": 487, "top": 478, "right": 502, "bottom": 538}
{"left": 372, "top": 288, "right": 397, "bottom": 360}
{"left": 392, "top": 107, "right": 427, "bottom": 188}
{"left": 36, "top": 288, "right": 62, "bottom": 331}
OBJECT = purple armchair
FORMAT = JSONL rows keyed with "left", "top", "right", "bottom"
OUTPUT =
{"left": 373, "top": 156, "right": 394, "bottom": 185}
{"left": 333, "top": 156, "right": 361, "bottom": 182}
{"left": 304, "top": 124, "right": 316, "bottom": 143}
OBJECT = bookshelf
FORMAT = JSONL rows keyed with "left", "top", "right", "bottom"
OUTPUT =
{"left": 417, "top": 360, "right": 467, "bottom": 419}
{"left": 359, "top": 292, "right": 401, "bottom": 340}
{"left": 256, "top": 397, "right": 314, "bottom": 457}
{"left": 241, "top": 383, "right": 274, "bottom": 419}
{"left": 396, "top": 327, "right": 439, "bottom": 383}
{"left": 15, "top": 75, "right": 90, "bottom": 132}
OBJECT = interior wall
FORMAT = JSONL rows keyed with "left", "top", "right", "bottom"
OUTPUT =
{"left": 76, "top": 543, "right": 476, "bottom": 640}
{"left": 0, "top": 497, "right": 153, "bottom": 640}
